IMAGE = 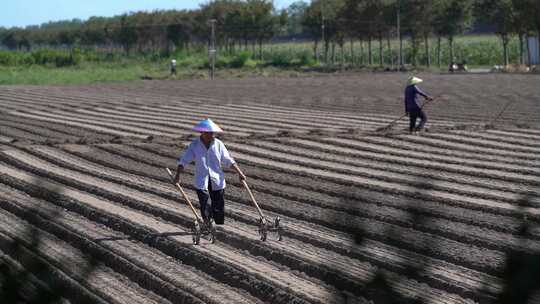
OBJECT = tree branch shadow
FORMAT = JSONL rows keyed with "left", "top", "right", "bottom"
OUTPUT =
{"left": 1, "top": 178, "right": 99, "bottom": 304}
{"left": 333, "top": 166, "right": 540, "bottom": 304}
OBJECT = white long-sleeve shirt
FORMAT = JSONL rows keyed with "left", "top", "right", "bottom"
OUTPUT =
{"left": 177, "top": 137, "right": 236, "bottom": 191}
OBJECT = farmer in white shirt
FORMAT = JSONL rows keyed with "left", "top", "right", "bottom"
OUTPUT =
{"left": 175, "top": 118, "right": 246, "bottom": 225}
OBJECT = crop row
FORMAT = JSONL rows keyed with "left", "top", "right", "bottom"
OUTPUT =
{"left": 0, "top": 144, "right": 490, "bottom": 303}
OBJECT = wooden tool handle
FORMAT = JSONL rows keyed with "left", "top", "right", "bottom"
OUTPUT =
{"left": 241, "top": 180, "right": 265, "bottom": 219}
{"left": 166, "top": 168, "right": 203, "bottom": 223}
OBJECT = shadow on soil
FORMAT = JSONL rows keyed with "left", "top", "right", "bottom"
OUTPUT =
{"left": 2, "top": 176, "right": 540, "bottom": 303}
{"left": 0, "top": 180, "right": 99, "bottom": 304}
{"left": 335, "top": 176, "right": 540, "bottom": 304}
{"left": 491, "top": 196, "right": 540, "bottom": 304}
{"left": 94, "top": 231, "right": 192, "bottom": 243}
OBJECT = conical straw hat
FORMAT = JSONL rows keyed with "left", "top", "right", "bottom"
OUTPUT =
{"left": 192, "top": 118, "right": 224, "bottom": 133}
{"left": 407, "top": 76, "right": 423, "bottom": 86}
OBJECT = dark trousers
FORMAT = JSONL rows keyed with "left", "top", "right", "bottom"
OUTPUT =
{"left": 196, "top": 180, "right": 225, "bottom": 225}
{"left": 409, "top": 109, "right": 427, "bottom": 132}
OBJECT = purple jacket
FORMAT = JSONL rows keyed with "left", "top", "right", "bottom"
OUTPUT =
{"left": 404, "top": 85, "right": 429, "bottom": 112}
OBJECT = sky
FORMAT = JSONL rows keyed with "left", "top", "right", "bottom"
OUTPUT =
{"left": 1, "top": 0, "right": 304, "bottom": 28}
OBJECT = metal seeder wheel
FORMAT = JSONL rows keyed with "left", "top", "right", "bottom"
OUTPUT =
{"left": 258, "top": 216, "right": 282, "bottom": 241}
{"left": 192, "top": 220, "right": 201, "bottom": 245}
{"left": 243, "top": 180, "right": 284, "bottom": 242}
{"left": 191, "top": 219, "right": 216, "bottom": 245}
{"left": 202, "top": 219, "right": 216, "bottom": 244}
{"left": 166, "top": 167, "right": 217, "bottom": 245}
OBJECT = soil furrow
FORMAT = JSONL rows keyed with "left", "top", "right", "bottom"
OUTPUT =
{"left": 0, "top": 94, "right": 79, "bottom": 109}
{"left": 286, "top": 138, "right": 540, "bottom": 191}
{"left": 0, "top": 184, "right": 263, "bottom": 304}
{"left": 0, "top": 161, "right": 348, "bottom": 304}
{"left": 426, "top": 132, "right": 540, "bottom": 154}
{"left": 390, "top": 134, "right": 540, "bottom": 161}
{"left": 23, "top": 109, "right": 180, "bottom": 137}
{"left": 0, "top": 149, "right": 494, "bottom": 303}
{"left": 486, "top": 129, "right": 540, "bottom": 141}
{"left": 32, "top": 145, "right": 516, "bottom": 299}
{"left": 96, "top": 106, "right": 280, "bottom": 132}
{"left": 343, "top": 136, "right": 540, "bottom": 172}
{"left": 0, "top": 112, "right": 115, "bottom": 140}
{"left": 1, "top": 91, "right": 292, "bottom": 136}
{"left": 121, "top": 143, "right": 540, "bottom": 237}
{"left": 150, "top": 104, "right": 370, "bottom": 129}
{"left": 4, "top": 76, "right": 540, "bottom": 304}
{"left": 0, "top": 209, "right": 172, "bottom": 304}
{"left": 231, "top": 148, "right": 540, "bottom": 219}
{"left": 320, "top": 136, "right": 540, "bottom": 173}
{"left": 0, "top": 120, "right": 79, "bottom": 142}
{"left": 0, "top": 249, "right": 77, "bottom": 304}
{"left": 223, "top": 143, "right": 540, "bottom": 217}
{"left": 1, "top": 98, "right": 173, "bottom": 138}
{"left": 288, "top": 139, "right": 540, "bottom": 184}
{"left": 222, "top": 102, "right": 457, "bottom": 126}
{"left": 7, "top": 110, "right": 148, "bottom": 139}
{"left": 0, "top": 135, "right": 14, "bottom": 143}
{"left": 502, "top": 128, "right": 540, "bottom": 136}
{"left": 71, "top": 108, "right": 259, "bottom": 136}
{"left": 450, "top": 130, "right": 540, "bottom": 149}
{"left": 251, "top": 139, "right": 540, "bottom": 199}
{"left": 18, "top": 144, "right": 517, "bottom": 276}
{"left": 111, "top": 105, "right": 331, "bottom": 131}
{"left": 0, "top": 213, "right": 109, "bottom": 304}
{"left": 157, "top": 103, "right": 456, "bottom": 130}
{"left": 0, "top": 124, "right": 50, "bottom": 142}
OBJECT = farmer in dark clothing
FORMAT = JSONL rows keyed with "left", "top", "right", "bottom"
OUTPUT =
{"left": 404, "top": 76, "right": 433, "bottom": 134}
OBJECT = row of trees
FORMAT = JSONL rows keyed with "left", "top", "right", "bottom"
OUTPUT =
{"left": 1, "top": 0, "right": 539, "bottom": 66}
{"left": 0, "top": 1, "right": 283, "bottom": 58}
{"left": 303, "top": 0, "right": 540, "bottom": 67}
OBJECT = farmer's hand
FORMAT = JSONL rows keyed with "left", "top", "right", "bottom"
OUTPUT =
{"left": 232, "top": 163, "right": 246, "bottom": 182}
{"left": 427, "top": 96, "right": 434, "bottom": 101}
{"left": 174, "top": 165, "right": 184, "bottom": 185}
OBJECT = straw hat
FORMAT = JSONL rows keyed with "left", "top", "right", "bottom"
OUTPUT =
{"left": 407, "top": 76, "right": 423, "bottom": 86}
{"left": 192, "top": 118, "right": 224, "bottom": 133}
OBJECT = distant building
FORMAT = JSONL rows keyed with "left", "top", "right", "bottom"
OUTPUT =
{"left": 528, "top": 36, "right": 539, "bottom": 65}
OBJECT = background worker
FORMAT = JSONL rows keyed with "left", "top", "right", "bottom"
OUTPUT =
{"left": 404, "top": 76, "right": 433, "bottom": 134}
{"left": 175, "top": 118, "right": 246, "bottom": 225}
{"left": 170, "top": 59, "right": 177, "bottom": 75}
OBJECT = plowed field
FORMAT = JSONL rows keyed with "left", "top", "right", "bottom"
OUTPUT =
{"left": 1, "top": 73, "right": 540, "bottom": 304}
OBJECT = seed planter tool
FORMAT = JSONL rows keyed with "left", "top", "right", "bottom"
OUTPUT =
{"left": 241, "top": 180, "right": 282, "bottom": 241}
{"left": 166, "top": 167, "right": 215, "bottom": 245}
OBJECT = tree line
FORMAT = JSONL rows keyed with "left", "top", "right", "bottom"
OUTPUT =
{"left": 0, "top": 0, "right": 539, "bottom": 67}
{"left": 303, "top": 0, "right": 539, "bottom": 67}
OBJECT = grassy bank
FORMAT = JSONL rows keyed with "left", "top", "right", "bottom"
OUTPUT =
{"left": 0, "top": 62, "right": 302, "bottom": 85}
{"left": 0, "top": 50, "right": 318, "bottom": 85}
{"left": 0, "top": 64, "right": 146, "bottom": 85}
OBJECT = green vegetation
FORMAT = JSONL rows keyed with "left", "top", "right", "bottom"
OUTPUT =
{"left": 0, "top": 34, "right": 526, "bottom": 85}
{"left": 0, "top": 0, "right": 538, "bottom": 84}
{"left": 0, "top": 64, "right": 143, "bottom": 85}
{"left": 0, "top": 49, "right": 81, "bottom": 67}
{"left": 0, "top": 45, "right": 323, "bottom": 85}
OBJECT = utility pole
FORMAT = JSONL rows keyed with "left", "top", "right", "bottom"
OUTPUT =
{"left": 321, "top": 0, "right": 325, "bottom": 63}
{"left": 209, "top": 19, "right": 217, "bottom": 80}
{"left": 397, "top": 0, "right": 402, "bottom": 69}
